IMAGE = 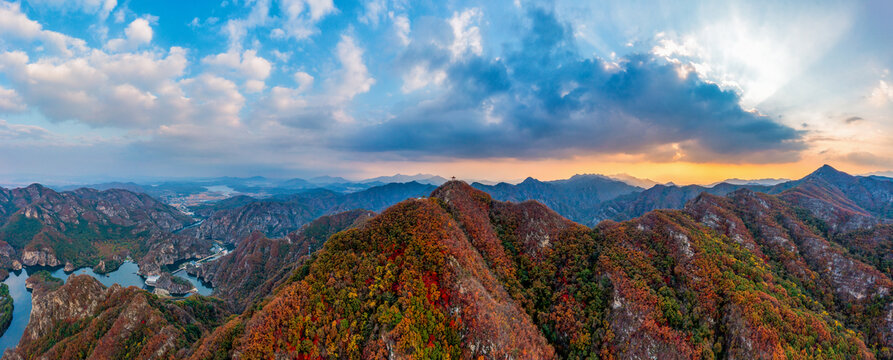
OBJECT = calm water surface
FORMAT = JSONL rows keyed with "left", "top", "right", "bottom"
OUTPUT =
{"left": 0, "top": 261, "right": 213, "bottom": 354}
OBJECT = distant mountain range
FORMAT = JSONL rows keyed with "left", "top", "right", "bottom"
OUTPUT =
{"left": 709, "top": 177, "right": 790, "bottom": 186}
{"left": 471, "top": 174, "right": 643, "bottom": 225}
{"left": 187, "top": 181, "right": 437, "bottom": 244}
{"left": 45, "top": 172, "right": 804, "bottom": 206}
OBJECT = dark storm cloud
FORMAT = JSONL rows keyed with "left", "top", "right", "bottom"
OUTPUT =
{"left": 343, "top": 9, "right": 805, "bottom": 163}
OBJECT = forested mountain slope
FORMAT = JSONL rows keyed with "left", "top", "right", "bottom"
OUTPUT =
{"left": 7, "top": 167, "right": 893, "bottom": 359}
{"left": 0, "top": 184, "right": 198, "bottom": 274}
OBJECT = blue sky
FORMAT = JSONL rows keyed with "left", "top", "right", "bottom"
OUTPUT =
{"left": 0, "top": 0, "right": 890, "bottom": 184}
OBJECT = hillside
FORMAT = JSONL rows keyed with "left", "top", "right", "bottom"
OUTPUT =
{"left": 185, "top": 180, "right": 891, "bottom": 359}
{"left": 191, "top": 181, "right": 435, "bottom": 244}
{"left": 2, "top": 275, "right": 229, "bottom": 360}
{"left": 5, "top": 167, "right": 893, "bottom": 359}
{"left": 774, "top": 165, "right": 893, "bottom": 232}
{"left": 188, "top": 209, "right": 375, "bottom": 312}
{"left": 0, "top": 184, "right": 198, "bottom": 273}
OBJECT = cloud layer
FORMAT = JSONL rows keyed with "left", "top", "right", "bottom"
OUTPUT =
{"left": 0, "top": 0, "right": 889, "bottom": 179}
{"left": 345, "top": 9, "right": 805, "bottom": 163}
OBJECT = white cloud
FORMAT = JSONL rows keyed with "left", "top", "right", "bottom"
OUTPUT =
{"left": 180, "top": 74, "right": 245, "bottom": 127}
{"left": 223, "top": 0, "right": 337, "bottom": 45}
{"left": 0, "top": 47, "right": 193, "bottom": 127}
{"left": 113, "top": 8, "right": 126, "bottom": 23}
{"left": 359, "top": 0, "right": 386, "bottom": 26}
{"left": 106, "top": 18, "right": 153, "bottom": 52}
{"left": 279, "top": 0, "right": 337, "bottom": 40}
{"left": 401, "top": 65, "right": 445, "bottom": 93}
{"left": 0, "top": 2, "right": 86, "bottom": 56}
{"left": 264, "top": 86, "right": 309, "bottom": 116}
{"left": 202, "top": 49, "right": 272, "bottom": 92}
{"left": 647, "top": 6, "right": 851, "bottom": 108}
{"left": 869, "top": 80, "right": 893, "bottom": 107}
{"left": 271, "top": 49, "right": 291, "bottom": 62}
{"left": 357, "top": 0, "right": 409, "bottom": 45}
{"left": 448, "top": 8, "right": 483, "bottom": 60}
{"left": 253, "top": 35, "right": 372, "bottom": 128}
{"left": 294, "top": 71, "right": 314, "bottom": 93}
{"left": 331, "top": 35, "right": 375, "bottom": 101}
{"left": 224, "top": 0, "right": 272, "bottom": 48}
{"left": 393, "top": 14, "right": 410, "bottom": 46}
{"left": 0, "top": 120, "right": 51, "bottom": 141}
{"left": 0, "top": 87, "right": 26, "bottom": 112}
{"left": 282, "top": 0, "right": 335, "bottom": 21}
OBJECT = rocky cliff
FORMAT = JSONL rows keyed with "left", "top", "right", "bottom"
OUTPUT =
{"left": 3, "top": 275, "right": 229, "bottom": 360}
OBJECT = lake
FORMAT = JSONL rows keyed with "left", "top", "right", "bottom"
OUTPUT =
{"left": 0, "top": 261, "right": 213, "bottom": 354}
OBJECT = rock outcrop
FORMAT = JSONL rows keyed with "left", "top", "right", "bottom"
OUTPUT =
{"left": 20, "top": 248, "right": 59, "bottom": 267}
{"left": 152, "top": 273, "right": 195, "bottom": 296}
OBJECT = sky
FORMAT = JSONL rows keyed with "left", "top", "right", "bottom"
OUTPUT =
{"left": 0, "top": 0, "right": 890, "bottom": 185}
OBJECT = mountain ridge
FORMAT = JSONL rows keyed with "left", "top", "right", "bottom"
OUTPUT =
{"left": 4, "top": 165, "right": 893, "bottom": 359}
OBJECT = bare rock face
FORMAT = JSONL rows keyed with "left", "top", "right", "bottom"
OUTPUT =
{"left": 22, "top": 275, "right": 104, "bottom": 345}
{"left": 20, "top": 248, "right": 59, "bottom": 267}
{"left": 153, "top": 273, "right": 195, "bottom": 296}
{"left": 137, "top": 233, "right": 208, "bottom": 276}
{"left": 92, "top": 260, "right": 106, "bottom": 273}
{"left": 63, "top": 261, "right": 75, "bottom": 272}
{"left": 0, "top": 242, "right": 16, "bottom": 270}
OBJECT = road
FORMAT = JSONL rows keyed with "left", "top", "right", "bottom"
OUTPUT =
{"left": 171, "top": 245, "right": 227, "bottom": 275}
